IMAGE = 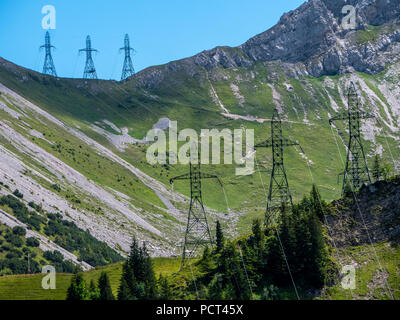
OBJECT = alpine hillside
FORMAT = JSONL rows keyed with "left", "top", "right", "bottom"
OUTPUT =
{"left": 0, "top": 0, "right": 399, "bottom": 271}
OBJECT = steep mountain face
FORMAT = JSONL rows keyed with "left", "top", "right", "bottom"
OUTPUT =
{"left": 134, "top": 0, "right": 400, "bottom": 88}
{"left": 0, "top": 0, "right": 399, "bottom": 263}
{"left": 240, "top": 0, "right": 400, "bottom": 76}
{"left": 327, "top": 177, "right": 400, "bottom": 247}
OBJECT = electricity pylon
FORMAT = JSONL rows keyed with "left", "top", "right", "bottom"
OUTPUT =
{"left": 255, "top": 109, "right": 299, "bottom": 226}
{"left": 329, "top": 81, "right": 373, "bottom": 194}
{"left": 120, "top": 34, "right": 135, "bottom": 80}
{"left": 170, "top": 152, "right": 222, "bottom": 268}
{"left": 79, "top": 35, "right": 98, "bottom": 79}
{"left": 40, "top": 31, "right": 57, "bottom": 77}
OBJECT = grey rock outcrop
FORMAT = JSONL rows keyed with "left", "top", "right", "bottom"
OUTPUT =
{"left": 132, "top": 0, "right": 400, "bottom": 87}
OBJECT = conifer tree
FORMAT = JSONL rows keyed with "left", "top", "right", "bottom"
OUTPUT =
{"left": 128, "top": 237, "right": 144, "bottom": 281}
{"left": 118, "top": 237, "right": 158, "bottom": 300}
{"left": 215, "top": 242, "right": 252, "bottom": 300}
{"left": 251, "top": 219, "right": 263, "bottom": 248}
{"left": 372, "top": 154, "right": 382, "bottom": 181}
{"left": 197, "top": 246, "right": 214, "bottom": 278}
{"left": 305, "top": 209, "right": 328, "bottom": 287}
{"left": 117, "top": 276, "right": 131, "bottom": 300}
{"left": 119, "top": 260, "right": 136, "bottom": 299}
{"left": 280, "top": 203, "right": 297, "bottom": 267}
{"left": 215, "top": 220, "right": 224, "bottom": 252}
{"left": 158, "top": 275, "right": 172, "bottom": 300}
{"left": 208, "top": 274, "right": 224, "bottom": 300}
{"left": 88, "top": 279, "right": 100, "bottom": 300}
{"left": 261, "top": 284, "right": 280, "bottom": 300}
{"left": 98, "top": 271, "right": 115, "bottom": 300}
{"left": 66, "top": 273, "right": 89, "bottom": 300}
{"left": 310, "top": 184, "right": 325, "bottom": 221}
{"left": 141, "top": 243, "right": 157, "bottom": 299}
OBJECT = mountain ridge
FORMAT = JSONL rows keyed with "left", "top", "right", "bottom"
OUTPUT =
{"left": 131, "top": 0, "right": 400, "bottom": 89}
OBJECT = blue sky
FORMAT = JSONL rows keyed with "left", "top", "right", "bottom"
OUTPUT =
{"left": 0, "top": 0, "right": 305, "bottom": 80}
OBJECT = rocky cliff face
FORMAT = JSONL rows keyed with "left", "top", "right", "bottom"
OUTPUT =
{"left": 133, "top": 0, "right": 400, "bottom": 88}
{"left": 326, "top": 176, "right": 400, "bottom": 247}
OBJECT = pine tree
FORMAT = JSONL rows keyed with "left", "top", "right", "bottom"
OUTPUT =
{"left": 215, "top": 220, "right": 224, "bottom": 252}
{"left": 118, "top": 237, "right": 158, "bottom": 300}
{"left": 251, "top": 219, "right": 263, "bottom": 248}
{"left": 158, "top": 274, "right": 172, "bottom": 300}
{"left": 142, "top": 243, "right": 157, "bottom": 299}
{"left": 208, "top": 273, "right": 224, "bottom": 300}
{"left": 98, "top": 271, "right": 115, "bottom": 300}
{"left": 117, "top": 277, "right": 131, "bottom": 300}
{"left": 88, "top": 279, "right": 100, "bottom": 300}
{"left": 128, "top": 237, "right": 143, "bottom": 281}
{"left": 119, "top": 260, "right": 136, "bottom": 299}
{"left": 372, "top": 154, "right": 382, "bottom": 181}
{"left": 66, "top": 273, "right": 89, "bottom": 300}
{"left": 197, "top": 246, "right": 214, "bottom": 277}
{"left": 279, "top": 203, "right": 297, "bottom": 281}
{"left": 310, "top": 184, "right": 325, "bottom": 221}
{"left": 216, "top": 242, "right": 252, "bottom": 300}
{"left": 261, "top": 284, "right": 280, "bottom": 300}
{"left": 305, "top": 209, "right": 328, "bottom": 287}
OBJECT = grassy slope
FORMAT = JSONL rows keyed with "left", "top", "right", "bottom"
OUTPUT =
{"left": 0, "top": 257, "right": 180, "bottom": 300}
{"left": 322, "top": 243, "right": 400, "bottom": 300}
{"left": 1, "top": 38, "right": 399, "bottom": 236}
{"left": 0, "top": 242, "right": 398, "bottom": 300}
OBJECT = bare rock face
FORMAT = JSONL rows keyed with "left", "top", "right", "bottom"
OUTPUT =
{"left": 132, "top": 0, "right": 400, "bottom": 88}
{"left": 326, "top": 177, "right": 400, "bottom": 247}
{"left": 240, "top": 0, "right": 341, "bottom": 64}
{"left": 236, "top": 0, "right": 400, "bottom": 77}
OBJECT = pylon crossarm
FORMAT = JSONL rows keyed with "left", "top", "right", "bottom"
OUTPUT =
{"left": 40, "top": 45, "right": 56, "bottom": 49}
{"left": 79, "top": 48, "right": 98, "bottom": 53}
{"left": 329, "top": 112, "right": 348, "bottom": 125}
{"left": 119, "top": 47, "right": 135, "bottom": 53}
{"left": 200, "top": 174, "right": 223, "bottom": 187}
{"left": 169, "top": 173, "right": 190, "bottom": 184}
{"left": 330, "top": 111, "right": 374, "bottom": 125}
{"left": 255, "top": 138, "right": 272, "bottom": 149}
{"left": 280, "top": 137, "right": 299, "bottom": 147}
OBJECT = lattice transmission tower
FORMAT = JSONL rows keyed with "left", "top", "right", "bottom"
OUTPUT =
{"left": 255, "top": 109, "right": 299, "bottom": 227}
{"left": 79, "top": 35, "right": 98, "bottom": 79}
{"left": 40, "top": 31, "right": 57, "bottom": 77}
{"left": 170, "top": 153, "right": 222, "bottom": 268}
{"left": 120, "top": 34, "right": 135, "bottom": 80}
{"left": 329, "top": 82, "right": 373, "bottom": 194}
